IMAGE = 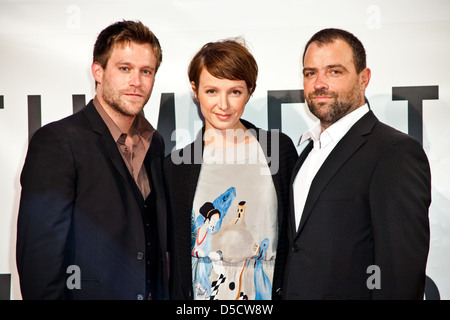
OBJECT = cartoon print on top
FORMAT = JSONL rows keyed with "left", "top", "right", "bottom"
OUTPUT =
{"left": 191, "top": 187, "right": 274, "bottom": 300}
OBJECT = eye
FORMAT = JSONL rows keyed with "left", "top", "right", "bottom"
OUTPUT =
{"left": 328, "top": 67, "right": 346, "bottom": 76}
{"left": 231, "top": 90, "right": 242, "bottom": 95}
{"left": 119, "top": 66, "right": 130, "bottom": 72}
{"left": 206, "top": 89, "right": 216, "bottom": 94}
{"left": 142, "top": 69, "right": 153, "bottom": 76}
{"left": 303, "top": 71, "right": 315, "bottom": 78}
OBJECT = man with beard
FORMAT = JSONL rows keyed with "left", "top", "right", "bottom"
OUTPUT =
{"left": 283, "top": 28, "right": 431, "bottom": 299}
{"left": 17, "top": 20, "right": 168, "bottom": 300}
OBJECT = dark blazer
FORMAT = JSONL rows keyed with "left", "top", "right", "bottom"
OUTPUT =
{"left": 16, "top": 100, "right": 169, "bottom": 300}
{"left": 283, "top": 110, "right": 431, "bottom": 300}
{"left": 164, "top": 119, "right": 298, "bottom": 300}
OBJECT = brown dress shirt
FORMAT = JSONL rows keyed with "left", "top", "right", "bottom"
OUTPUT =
{"left": 93, "top": 96, "right": 154, "bottom": 198}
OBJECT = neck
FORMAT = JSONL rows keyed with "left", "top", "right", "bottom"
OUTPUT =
{"left": 97, "top": 95, "right": 136, "bottom": 134}
{"left": 204, "top": 122, "right": 255, "bottom": 148}
{"left": 319, "top": 101, "right": 366, "bottom": 133}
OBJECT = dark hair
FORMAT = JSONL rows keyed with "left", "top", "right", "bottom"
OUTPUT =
{"left": 199, "top": 202, "right": 220, "bottom": 220}
{"left": 303, "top": 28, "right": 366, "bottom": 73}
{"left": 93, "top": 20, "right": 162, "bottom": 72}
{"left": 188, "top": 38, "right": 258, "bottom": 95}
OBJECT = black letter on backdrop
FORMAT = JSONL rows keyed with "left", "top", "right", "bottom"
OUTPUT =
{"left": 157, "top": 93, "right": 176, "bottom": 156}
{"left": 392, "top": 86, "right": 439, "bottom": 146}
{"left": 27, "top": 94, "right": 87, "bottom": 142}
{"left": 21, "top": 87, "right": 439, "bottom": 149}
{"left": 73, "top": 94, "right": 86, "bottom": 114}
{"left": 425, "top": 275, "right": 440, "bottom": 300}
{"left": 267, "top": 90, "right": 304, "bottom": 131}
{"left": 27, "top": 95, "right": 42, "bottom": 143}
{"left": 0, "top": 274, "right": 11, "bottom": 300}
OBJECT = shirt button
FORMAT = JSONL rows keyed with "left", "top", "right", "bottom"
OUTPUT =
{"left": 292, "top": 244, "right": 300, "bottom": 253}
{"left": 137, "top": 252, "right": 144, "bottom": 260}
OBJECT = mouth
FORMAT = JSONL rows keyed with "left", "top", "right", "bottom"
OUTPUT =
{"left": 312, "top": 96, "right": 332, "bottom": 102}
{"left": 215, "top": 113, "right": 231, "bottom": 121}
{"left": 124, "top": 93, "right": 143, "bottom": 99}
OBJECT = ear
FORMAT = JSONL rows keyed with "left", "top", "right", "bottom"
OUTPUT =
{"left": 190, "top": 81, "right": 199, "bottom": 101}
{"left": 360, "top": 67, "right": 371, "bottom": 89}
{"left": 91, "top": 62, "right": 104, "bottom": 85}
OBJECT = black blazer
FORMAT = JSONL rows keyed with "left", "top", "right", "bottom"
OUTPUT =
{"left": 164, "top": 119, "right": 298, "bottom": 300}
{"left": 16, "top": 100, "right": 169, "bottom": 300}
{"left": 283, "top": 110, "right": 431, "bottom": 299}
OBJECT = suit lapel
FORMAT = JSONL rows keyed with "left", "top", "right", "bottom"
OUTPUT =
{"left": 102, "top": 135, "right": 133, "bottom": 187}
{"left": 184, "top": 134, "right": 203, "bottom": 223}
{"left": 83, "top": 101, "right": 147, "bottom": 253}
{"left": 175, "top": 138, "right": 202, "bottom": 269}
{"left": 295, "top": 111, "right": 378, "bottom": 238}
{"left": 83, "top": 101, "right": 132, "bottom": 188}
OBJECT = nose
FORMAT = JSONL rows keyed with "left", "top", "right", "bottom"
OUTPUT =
{"left": 218, "top": 93, "right": 228, "bottom": 110}
{"left": 314, "top": 73, "right": 328, "bottom": 91}
{"left": 129, "top": 71, "right": 141, "bottom": 87}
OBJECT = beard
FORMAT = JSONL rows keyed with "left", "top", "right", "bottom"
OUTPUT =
{"left": 101, "top": 79, "right": 150, "bottom": 117}
{"left": 306, "top": 81, "right": 362, "bottom": 127}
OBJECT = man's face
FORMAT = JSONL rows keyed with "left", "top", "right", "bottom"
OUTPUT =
{"left": 93, "top": 41, "right": 157, "bottom": 117}
{"left": 302, "top": 39, "right": 370, "bottom": 130}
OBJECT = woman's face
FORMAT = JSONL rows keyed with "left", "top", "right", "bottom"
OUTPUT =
{"left": 192, "top": 68, "right": 251, "bottom": 132}
{"left": 208, "top": 213, "right": 220, "bottom": 232}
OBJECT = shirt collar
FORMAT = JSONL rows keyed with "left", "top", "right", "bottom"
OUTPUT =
{"left": 298, "top": 104, "right": 370, "bottom": 149}
{"left": 93, "top": 95, "right": 155, "bottom": 142}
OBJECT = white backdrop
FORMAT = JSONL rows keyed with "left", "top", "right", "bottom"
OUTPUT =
{"left": 1, "top": 0, "right": 449, "bottom": 300}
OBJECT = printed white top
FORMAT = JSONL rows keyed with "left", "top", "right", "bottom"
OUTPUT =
{"left": 191, "top": 141, "right": 278, "bottom": 300}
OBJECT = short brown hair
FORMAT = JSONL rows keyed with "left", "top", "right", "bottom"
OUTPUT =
{"left": 188, "top": 38, "right": 258, "bottom": 95}
{"left": 303, "top": 28, "right": 366, "bottom": 74}
{"left": 93, "top": 20, "right": 162, "bottom": 72}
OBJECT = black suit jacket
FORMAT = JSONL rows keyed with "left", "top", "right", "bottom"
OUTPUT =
{"left": 283, "top": 110, "right": 431, "bottom": 299}
{"left": 16, "top": 100, "right": 169, "bottom": 300}
{"left": 164, "top": 119, "right": 298, "bottom": 300}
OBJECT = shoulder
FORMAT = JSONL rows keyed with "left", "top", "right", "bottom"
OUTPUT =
{"left": 241, "top": 119, "right": 295, "bottom": 145}
{"left": 241, "top": 119, "right": 298, "bottom": 175}
{"left": 353, "top": 111, "right": 423, "bottom": 153}
{"left": 163, "top": 140, "right": 201, "bottom": 195}
{"left": 247, "top": 121, "right": 297, "bottom": 159}
{"left": 150, "top": 130, "right": 165, "bottom": 153}
{"left": 364, "top": 121, "right": 429, "bottom": 175}
{"left": 163, "top": 140, "right": 197, "bottom": 171}
{"left": 372, "top": 121, "right": 423, "bottom": 151}
{"left": 29, "top": 111, "right": 88, "bottom": 146}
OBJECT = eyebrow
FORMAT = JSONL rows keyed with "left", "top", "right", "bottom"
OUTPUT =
{"left": 303, "top": 64, "right": 348, "bottom": 73}
{"left": 326, "top": 64, "right": 348, "bottom": 71}
{"left": 116, "top": 60, "right": 156, "bottom": 70}
{"left": 303, "top": 67, "right": 316, "bottom": 72}
{"left": 202, "top": 84, "right": 247, "bottom": 90}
